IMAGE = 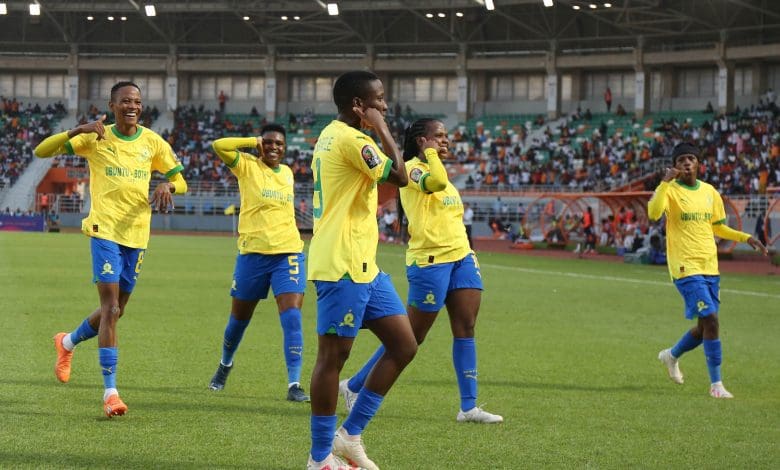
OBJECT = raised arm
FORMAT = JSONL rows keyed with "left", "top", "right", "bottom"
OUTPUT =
{"left": 212, "top": 136, "right": 259, "bottom": 166}
{"left": 648, "top": 168, "right": 678, "bottom": 220}
{"left": 34, "top": 115, "right": 107, "bottom": 158}
{"left": 420, "top": 146, "right": 448, "bottom": 192}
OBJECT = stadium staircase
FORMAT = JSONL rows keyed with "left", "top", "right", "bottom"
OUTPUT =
{"left": 1, "top": 113, "right": 78, "bottom": 212}
{"left": 152, "top": 112, "right": 174, "bottom": 134}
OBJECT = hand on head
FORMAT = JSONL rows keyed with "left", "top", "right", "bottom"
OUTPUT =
{"left": 419, "top": 136, "right": 439, "bottom": 153}
{"left": 353, "top": 106, "right": 385, "bottom": 131}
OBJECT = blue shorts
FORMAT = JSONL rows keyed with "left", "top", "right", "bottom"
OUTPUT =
{"left": 90, "top": 237, "right": 145, "bottom": 293}
{"left": 314, "top": 272, "right": 406, "bottom": 337}
{"left": 231, "top": 252, "right": 306, "bottom": 301}
{"left": 674, "top": 275, "right": 720, "bottom": 320}
{"left": 407, "top": 253, "right": 483, "bottom": 312}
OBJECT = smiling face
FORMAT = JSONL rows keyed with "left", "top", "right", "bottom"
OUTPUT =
{"left": 109, "top": 85, "right": 142, "bottom": 133}
{"left": 674, "top": 153, "right": 699, "bottom": 185}
{"left": 422, "top": 120, "right": 450, "bottom": 159}
{"left": 259, "top": 130, "right": 286, "bottom": 168}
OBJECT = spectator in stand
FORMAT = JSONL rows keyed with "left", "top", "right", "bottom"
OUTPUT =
{"left": 581, "top": 206, "right": 596, "bottom": 254}
{"left": 463, "top": 202, "right": 474, "bottom": 248}
{"left": 604, "top": 87, "right": 613, "bottom": 113}
{"left": 218, "top": 90, "right": 228, "bottom": 113}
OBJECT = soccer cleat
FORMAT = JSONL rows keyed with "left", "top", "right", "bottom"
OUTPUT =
{"left": 103, "top": 393, "right": 128, "bottom": 418}
{"left": 456, "top": 406, "right": 504, "bottom": 424}
{"left": 658, "top": 348, "right": 684, "bottom": 384}
{"left": 53, "top": 332, "right": 73, "bottom": 383}
{"left": 208, "top": 362, "right": 233, "bottom": 391}
{"left": 287, "top": 383, "right": 310, "bottom": 402}
{"left": 339, "top": 379, "right": 358, "bottom": 412}
{"left": 709, "top": 382, "right": 734, "bottom": 399}
{"left": 332, "top": 427, "right": 379, "bottom": 470}
{"left": 307, "top": 453, "right": 363, "bottom": 470}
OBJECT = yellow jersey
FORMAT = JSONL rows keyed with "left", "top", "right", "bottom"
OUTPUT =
{"left": 648, "top": 179, "right": 729, "bottom": 280}
{"left": 401, "top": 157, "right": 471, "bottom": 266}
{"left": 222, "top": 142, "right": 303, "bottom": 255}
{"left": 308, "top": 120, "right": 392, "bottom": 283}
{"left": 63, "top": 125, "right": 183, "bottom": 249}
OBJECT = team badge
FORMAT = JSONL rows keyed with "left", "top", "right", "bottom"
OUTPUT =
{"left": 339, "top": 310, "right": 355, "bottom": 328}
{"left": 361, "top": 145, "right": 381, "bottom": 169}
{"left": 410, "top": 168, "right": 423, "bottom": 183}
{"left": 101, "top": 261, "right": 115, "bottom": 275}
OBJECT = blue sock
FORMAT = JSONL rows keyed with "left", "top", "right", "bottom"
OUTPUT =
{"left": 670, "top": 330, "right": 702, "bottom": 358}
{"left": 310, "top": 415, "right": 338, "bottom": 462}
{"left": 453, "top": 337, "right": 478, "bottom": 412}
{"left": 69, "top": 318, "right": 98, "bottom": 346}
{"left": 342, "top": 388, "right": 384, "bottom": 436}
{"left": 98, "top": 347, "right": 118, "bottom": 390}
{"left": 348, "top": 346, "right": 384, "bottom": 393}
{"left": 279, "top": 308, "right": 303, "bottom": 384}
{"left": 221, "top": 315, "right": 250, "bottom": 366}
{"left": 703, "top": 339, "right": 722, "bottom": 384}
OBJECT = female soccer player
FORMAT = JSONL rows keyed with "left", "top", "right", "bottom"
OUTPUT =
{"left": 207, "top": 124, "right": 309, "bottom": 403}
{"left": 340, "top": 118, "right": 503, "bottom": 424}
{"left": 306, "top": 71, "right": 417, "bottom": 470}
{"left": 650, "top": 142, "right": 768, "bottom": 398}
{"left": 37, "top": 81, "right": 187, "bottom": 417}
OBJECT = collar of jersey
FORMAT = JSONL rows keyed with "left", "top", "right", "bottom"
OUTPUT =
{"left": 110, "top": 125, "right": 143, "bottom": 141}
{"left": 674, "top": 179, "right": 700, "bottom": 190}
{"left": 257, "top": 158, "right": 282, "bottom": 173}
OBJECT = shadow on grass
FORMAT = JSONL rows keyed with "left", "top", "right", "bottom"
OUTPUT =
{"left": 409, "top": 378, "right": 646, "bottom": 393}
{"left": 0, "top": 451, "right": 252, "bottom": 469}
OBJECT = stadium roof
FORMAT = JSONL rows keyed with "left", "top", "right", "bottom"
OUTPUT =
{"left": 1, "top": 0, "right": 779, "bottom": 58}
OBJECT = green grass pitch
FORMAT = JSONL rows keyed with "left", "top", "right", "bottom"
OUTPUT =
{"left": 1, "top": 231, "right": 778, "bottom": 469}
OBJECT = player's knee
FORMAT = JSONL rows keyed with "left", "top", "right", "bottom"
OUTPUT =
{"left": 389, "top": 338, "right": 417, "bottom": 366}
{"left": 101, "top": 303, "right": 121, "bottom": 319}
{"left": 701, "top": 314, "right": 719, "bottom": 336}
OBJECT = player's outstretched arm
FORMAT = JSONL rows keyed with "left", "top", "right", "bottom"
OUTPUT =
{"left": 712, "top": 224, "right": 769, "bottom": 256}
{"left": 34, "top": 114, "right": 107, "bottom": 158}
{"left": 212, "top": 136, "right": 259, "bottom": 166}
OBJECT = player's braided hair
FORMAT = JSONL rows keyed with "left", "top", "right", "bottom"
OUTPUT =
{"left": 402, "top": 118, "right": 438, "bottom": 161}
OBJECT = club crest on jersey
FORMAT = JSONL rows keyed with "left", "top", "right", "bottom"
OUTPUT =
{"left": 136, "top": 148, "right": 152, "bottom": 164}
{"left": 361, "top": 145, "right": 381, "bottom": 169}
{"left": 410, "top": 168, "right": 423, "bottom": 183}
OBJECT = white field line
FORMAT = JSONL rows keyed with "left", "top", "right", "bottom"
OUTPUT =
{"left": 483, "top": 263, "right": 780, "bottom": 300}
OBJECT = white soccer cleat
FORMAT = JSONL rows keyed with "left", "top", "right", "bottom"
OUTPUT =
{"left": 658, "top": 348, "right": 684, "bottom": 384}
{"left": 339, "top": 379, "right": 358, "bottom": 413}
{"left": 709, "top": 382, "right": 734, "bottom": 399}
{"left": 332, "top": 427, "right": 379, "bottom": 470}
{"left": 307, "top": 453, "right": 364, "bottom": 470}
{"left": 456, "top": 406, "right": 503, "bottom": 424}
